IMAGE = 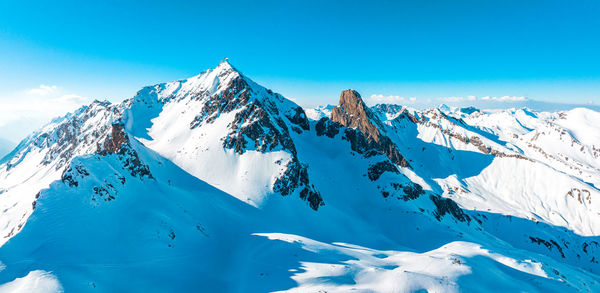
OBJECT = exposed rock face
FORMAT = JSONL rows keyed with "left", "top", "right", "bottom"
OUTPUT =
{"left": 402, "top": 184, "right": 424, "bottom": 201}
{"left": 529, "top": 236, "right": 566, "bottom": 258}
{"left": 567, "top": 188, "right": 592, "bottom": 205}
{"left": 367, "top": 161, "right": 399, "bottom": 181}
{"left": 331, "top": 90, "right": 384, "bottom": 142}
{"left": 273, "top": 159, "right": 324, "bottom": 210}
{"left": 190, "top": 76, "right": 252, "bottom": 128}
{"left": 102, "top": 123, "right": 129, "bottom": 154}
{"left": 61, "top": 161, "right": 89, "bottom": 188}
{"left": 224, "top": 100, "right": 297, "bottom": 156}
{"left": 287, "top": 106, "right": 310, "bottom": 131}
{"left": 30, "top": 101, "right": 118, "bottom": 171}
{"left": 378, "top": 182, "right": 425, "bottom": 201}
{"left": 61, "top": 122, "right": 153, "bottom": 204}
{"left": 97, "top": 123, "right": 153, "bottom": 180}
{"left": 315, "top": 118, "right": 340, "bottom": 138}
{"left": 430, "top": 194, "right": 470, "bottom": 223}
{"left": 189, "top": 72, "right": 322, "bottom": 210}
{"left": 331, "top": 90, "right": 410, "bottom": 168}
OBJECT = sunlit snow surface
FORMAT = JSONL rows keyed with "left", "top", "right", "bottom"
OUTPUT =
{"left": 0, "top": 270, "right": 62, "bottom": 293}
{"left": 255, "top": 233, "right": 563, "bottom": 293}
{"left": 1, "top": 62, "right": 600, "bottom": 291}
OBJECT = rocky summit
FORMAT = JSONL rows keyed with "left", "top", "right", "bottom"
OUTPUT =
{"left": 331, "top": 89, "right": 410, "bottom": 167}
{"left": 332, "top": 89, "right": 384, "bottom": 141}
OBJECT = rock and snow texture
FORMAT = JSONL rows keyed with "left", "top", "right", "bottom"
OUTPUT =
{"left": 0, "top": 61, "right": 599, "bottom": 292}
{"left": 124, "top": 61, "right": 323, "bottom": 209}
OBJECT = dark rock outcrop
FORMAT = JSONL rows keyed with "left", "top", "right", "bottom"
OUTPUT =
{"left": 529, "top": 236, "right": 566, "bottom": 258}
{"left": 190, "top": 74, "right": 321, "bottom": 210}
{"left": 379, "top": 182, "right": 425, "bottom": 201}
{"left": 273, "top": 159, "right": 324, "bottom": 210}
{"left": 61, "top": 162, "right": 89, "bottom": 188}
{"left": 286, "top": 106, "right": 310, "bottom": 131}
{"left": 61, "top": 123, "right": 153, "bottom": 203}
{"left": 103, "top": 123, "right": 129, "bottom": 154}
{"left": 331, "top": 90, "right": 385, "bottom": 142}
{"left": 315, "top": 118, "right": 340, "bottom": 138}
{"left": 330, "top": 90, "right": 410, "bottom": 168}
{"left": 224, "top": 100, "right": 297, "bottom": 156}
{"left": 32, "top": 101, "right": 117, "bottom": 170}
{"left": 402, "top": 184, "right": 424, "bottom": 201}
{"left": 190, "top": 77, "right": 252, "bottom": 128}
{"left": 367, "top": 161, "right": 399, "bottom": 181}
{"left": 98, "top": 123, "right": 153, "bottom": 180}
{"left": 430, "top": 194, "right": 470, "bottom": 223}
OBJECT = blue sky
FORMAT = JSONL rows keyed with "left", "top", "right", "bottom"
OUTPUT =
{"left": 1, "top": 0, "right": 600, "bottom": 141}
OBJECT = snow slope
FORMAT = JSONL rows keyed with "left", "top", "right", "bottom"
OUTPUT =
{"left": 0, "top": 138, "right": 14, "bottom": 161}
{"left": 0, "top": 61, "right": 599, "bottom": 292}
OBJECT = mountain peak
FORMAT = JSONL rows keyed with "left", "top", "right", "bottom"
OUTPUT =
{"left": 216, "top": 58, "right": 236, "bottom": 72}
{"left": 439, "top": 104, "right": 452, "bottom": 112}
{"left": 338, "top": 89, "right": 367, "bottom": 114}
{"left": 332, "top": 89, "right": 383, "bottom": 141}
{"left": 331, "top": 89, "right": 410, "bottom": 167}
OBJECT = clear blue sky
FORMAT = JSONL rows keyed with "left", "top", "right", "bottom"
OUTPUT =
{"left": 0, "top": 0, "right": 599, "bottom": 120}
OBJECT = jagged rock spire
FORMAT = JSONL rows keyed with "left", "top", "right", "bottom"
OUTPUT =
{"left": 331, "top": 89, "right": 385, "bottom": 142}
{"left": 330, "top": 89, "right": 410, "bottom": 168}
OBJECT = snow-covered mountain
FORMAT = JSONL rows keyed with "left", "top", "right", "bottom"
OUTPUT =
{"left": 0, "top": 139, "right": 14, "bottom": 161}
{"left": 0, "top": 61, "right": 599, "bottom": 292}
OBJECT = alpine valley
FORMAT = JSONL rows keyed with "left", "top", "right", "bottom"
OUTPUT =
{"left": 1, "top": 61, "right": 599, "bottom": 292}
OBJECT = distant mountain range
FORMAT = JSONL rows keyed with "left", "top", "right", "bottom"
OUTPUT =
{"left": 441, "top": 99, "right": 600, "bottom": 113}
{"left": 0, "top": 61, "right": 599, "bottom": 292}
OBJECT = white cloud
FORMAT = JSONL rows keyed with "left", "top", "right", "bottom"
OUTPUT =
{"left": 368, "top": 94, "right": 528, "bottom": 106}
{"left": 479, "top": 96, "right": 527, "bottom": 102}
{"left": 0, "top": 86, "right": 94, "bottom": 142}
{"left": 368, "top": 94, "right": 421, "bottom": 105}
{"left": 27, "top": 85, "right": 59, "bottom": 95}
{"left": 439, "top": 96, "right": 468, "bottom": 103}
{"left": 53, "top": 94, "right": 90, "bottom": 104}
